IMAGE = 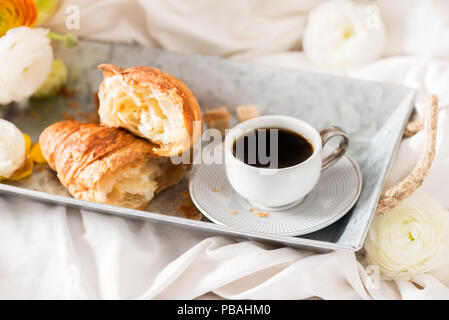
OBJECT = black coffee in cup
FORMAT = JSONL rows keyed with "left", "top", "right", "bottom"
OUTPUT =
{"left": 232, "top": 128, "right": 314, "bottom": 169}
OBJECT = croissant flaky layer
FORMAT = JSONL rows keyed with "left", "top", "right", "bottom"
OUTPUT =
{"left": 98, "top": 64, "right": 202, "bottom": 157}
{"left": 39, "top": 120, "right": 187, "bottom": 209}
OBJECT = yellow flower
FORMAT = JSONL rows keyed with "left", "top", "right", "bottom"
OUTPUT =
{"left": 30, "top": 142, "right": 46, "bottom": 164}
{"left": 0, "top": 0, "right": 38, "bottom": 37}
{"left": 23, "top": 133, "right": 32, "bottom": 153}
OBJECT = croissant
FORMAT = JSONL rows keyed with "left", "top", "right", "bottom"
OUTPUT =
{"left": 97, "top": 64, "right": 202, "bottom": 157}
{"left": 39, "top": 120, "right": 187, "bottom": 210}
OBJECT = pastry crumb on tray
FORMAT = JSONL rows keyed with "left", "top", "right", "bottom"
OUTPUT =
{"left": 59, "top": 86, "right": 76, "bottom": 98}
{"left": 254, "top": 212, "right": 269, "bottom": 218}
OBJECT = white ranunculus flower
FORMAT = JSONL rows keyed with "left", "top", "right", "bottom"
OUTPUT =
{"left": 365, "top": 192, "right": 449, "bottom": 281}
{"left": 0, "top": 27, "right": 53, "bottom": 105}
{"left": 303, "top": 0, "right": 386, "bottom": 68}
{"left": 0, "top": 119, "right": 26, "bottom": 178}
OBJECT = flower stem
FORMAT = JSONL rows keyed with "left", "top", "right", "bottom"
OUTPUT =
{"left": 48, "top": 31, "right": 77, "bottom": 48}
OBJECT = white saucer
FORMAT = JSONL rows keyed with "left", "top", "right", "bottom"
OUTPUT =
{"left": 189, "top": 148, "right": 362, "bottom": 236}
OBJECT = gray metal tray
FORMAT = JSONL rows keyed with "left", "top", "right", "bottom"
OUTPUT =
{"left": 0, "top": 40, "right": 415, "bottom": 252}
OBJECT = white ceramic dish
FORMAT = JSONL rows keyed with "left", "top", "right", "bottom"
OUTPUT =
{"left": 224, "top": 115, "right": 349, "bottom": 209}
{"left": 190, "top": 143, "right": 362, "bottom": 236}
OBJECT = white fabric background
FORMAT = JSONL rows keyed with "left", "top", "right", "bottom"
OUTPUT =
{"left": 1, "top": 0, "right": 449, "bottom": 299}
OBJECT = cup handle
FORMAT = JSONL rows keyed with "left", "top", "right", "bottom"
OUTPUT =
{"left": 320, "top": 126, "right": 349, "bottom": 171}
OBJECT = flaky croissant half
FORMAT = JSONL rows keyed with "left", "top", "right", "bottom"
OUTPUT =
{"left": 97, "top": 64, "right": 202, "bottom": 157}
{"left": 40, "top": 120, "right": 187, "bottom": 210}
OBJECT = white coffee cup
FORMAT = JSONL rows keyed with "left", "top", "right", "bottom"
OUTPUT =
{"left": 224, "top": 115, "right": 348, "bottom": 210}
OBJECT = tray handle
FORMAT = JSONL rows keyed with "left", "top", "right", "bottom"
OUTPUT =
{"left": 376, "top": 95, "right": 438, "bottom": 214}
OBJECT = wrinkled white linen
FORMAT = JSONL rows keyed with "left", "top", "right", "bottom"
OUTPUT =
{"left": 0, "top": 0, "right": 449, "bottom": 299}
{"left": 375, "top": 0, "right": 449, "bottom": 60}
{"left": 49, "top": 0, "right": 449, "bottom": 60}
{"left": 49, "top": 0, "right": 322, "bottom": 59}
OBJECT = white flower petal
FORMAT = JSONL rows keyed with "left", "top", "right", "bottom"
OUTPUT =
{"left": 0, "top": 27, "right": 53, "bottom": 105}
{"left": 365, "top": 192, "right": 449, "bottom": 281}
{"left": 0, "top": 119, "right": 26, "bottom": 178}
{"left": 303, "top": 0, "right": 386, "bottom": 68}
